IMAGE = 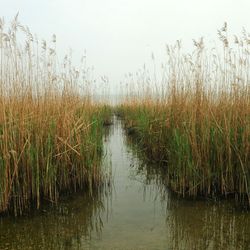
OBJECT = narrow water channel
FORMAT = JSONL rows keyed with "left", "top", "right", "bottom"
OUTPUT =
{"left": 0, "top": 116, "right": 249, "bottom": 250}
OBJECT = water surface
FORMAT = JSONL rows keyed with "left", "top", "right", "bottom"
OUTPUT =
{"left": 0, "top": 117, "right": 249, "bottom": 249}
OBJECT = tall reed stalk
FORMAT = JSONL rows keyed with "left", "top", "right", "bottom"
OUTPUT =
{"left": 0, "top": 16, "right": 111, "bottom": 215}
{"left": 119, "top": 23, "right": 250, "bottom": 206}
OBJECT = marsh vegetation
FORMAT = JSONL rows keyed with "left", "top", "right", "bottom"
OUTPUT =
{"left": 1, "top": 116, "right": 249, "bottom": 250}
{"left": 119, "top": 23, "right": 250, "bottom": 206}
{"left": 0, "top": 16, "right": 112, "bottom": 216}
{"left": 0, "top": 17, "right": 249, "bottom": 250}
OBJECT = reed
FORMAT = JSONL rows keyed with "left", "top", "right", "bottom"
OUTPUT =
{"left": 0, "top": 16, "right": 111, "bottom": 216}
{"left": 119, "top": 24, "right": 250, "bottom": 206}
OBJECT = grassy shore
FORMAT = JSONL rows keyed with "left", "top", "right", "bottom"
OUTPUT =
{"left": 0, "top": 17, "right": 111, "bottom": 216}
{"left": 118, "top": 24, "right": 250, "bottom": 206}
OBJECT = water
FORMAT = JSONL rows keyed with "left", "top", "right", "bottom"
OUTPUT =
{"left": 0, "top": 117, "right": 249, "bottom": 250}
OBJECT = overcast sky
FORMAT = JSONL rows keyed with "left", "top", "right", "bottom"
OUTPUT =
{"left": 1, "top": 0, "right": 250, "bottom": 94}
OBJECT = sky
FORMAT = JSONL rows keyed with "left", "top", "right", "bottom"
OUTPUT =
{"left": 1, "top": 0, "right": 250, "bottom": 94}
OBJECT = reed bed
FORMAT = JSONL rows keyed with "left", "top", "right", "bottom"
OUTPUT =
{"left": 0, "top": 16, "right": 111, "bottom": 216}
{"left": 119, "top": 24, "right": 250, "bottom": 206}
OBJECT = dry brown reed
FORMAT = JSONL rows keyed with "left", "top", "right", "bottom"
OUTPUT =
{"left": 0, "top": 15, "right": 110, "bottom": 216}
{"left": 119, "top": 23, "right": 250, "bottom": 206}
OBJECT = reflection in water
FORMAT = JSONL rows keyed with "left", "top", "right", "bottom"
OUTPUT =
{"left": 0, "top": 191, "right": 108, "bottom": 250}
{"left": 167, "top": 201, "right": 250, "bottom": 249}
{"left": 0, "top": 116, "right": 249, "bottom": 250}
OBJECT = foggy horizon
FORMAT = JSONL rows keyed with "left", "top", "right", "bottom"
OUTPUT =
{"left": 2, "top": 0, "right": 250, "bottom": 95}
